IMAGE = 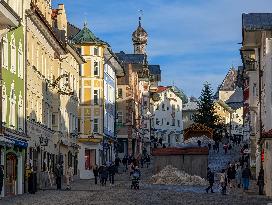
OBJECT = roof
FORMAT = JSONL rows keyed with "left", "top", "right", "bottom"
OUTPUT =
{"left": 183, "top": 100, "right": 198, "bottom": 111}
{"left": 67, "top": 22, "right": 81, "bottom": 39}
{"left": 71, "top": 23, "right": 106, "bottom": 45}
{"left": 226, "top": 87, "right": 243, "bottom": 110}
{"left": 115, "top": 51, "right": 145, "bottom": 64}
{"left": 156, "top": 86, "right": 168, "bottom": 93}
{"left": 148, "top": 65, "right": 161, "bottom": 75}
{"left": 243, "top": 13, "right": 272, "bottom": 31}
{"left": 219, "top": 68, "right": 238, "bottom": 91}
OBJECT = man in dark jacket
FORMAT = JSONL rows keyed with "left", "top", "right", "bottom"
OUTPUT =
{"left": 206, "top": 168, "right": 215, "bottom": 193}
{"left": 115, "top": 157, "right": 120, "bottom": 173}
{"left": 0, "top": 165, "right": 4, "bottom": 198}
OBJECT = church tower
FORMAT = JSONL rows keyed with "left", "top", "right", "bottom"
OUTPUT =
{"left": 132, "top": 15, "right": 148, "bottom": 54}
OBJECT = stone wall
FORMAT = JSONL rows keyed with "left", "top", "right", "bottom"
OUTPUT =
{"left": 152, "top": 147, "right": 209, "bottom": 178}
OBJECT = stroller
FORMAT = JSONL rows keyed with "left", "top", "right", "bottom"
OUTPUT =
{"left": 131, "top": 168, "right": 140, "bottom": 189}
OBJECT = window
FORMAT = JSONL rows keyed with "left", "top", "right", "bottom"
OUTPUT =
{"left": 9, "top": 81, "right": 16, "bottom": 127}
{"left": 117, "top": 112, "right": 123, "bottom": 124}
{"left": 52, "top": 114, "right": 56, "bottom": 125}
{"left": 162, "top": 104, "right": 165, "bottom": 111}
{"left": 156, "top": 118, "right": 160, "bottom": 125}
{"left": 94, "top": 90, "right": 99, "bottom": 105}
{"left": 78, "top": 118, "right": 81, "bottom": 133}
{"left": 167, "top": 122, "right": 169, "bottom": 125}
{"left": 172, "top": 118, "right": 175, "bottom": 126}
{"left": 93, "top": 119, "right": 99, "bottom": 133}
{"left": 172, "top": 105, "right": 176, "bottom": 112}
{"left": 10, "top": 33, "right": 16, "bottom": 74}
{"left": 177, "top": 105, "right": 180, "bottom": 112}
{"left": 118, "top": 88, "right": 123, "bottom": 98}
{"left": 177, "top": 120, "right": 180, "bottom": 127}
{"left": 94, "top": 61, "right": 99, "bottom": 76}
{"left": 18, "top": 92, "right": 24, "bottom": 131}
{"left": 161, "top": 118, "right": 164, "bottom": 125}
{"left": 2, "top": 34, "right": 8, "bottom": 69}
{"left": 253, "top": 83, "right": 257, "bottom": 97}
{"left": 94, "top": 47, "right": 98, "bottom": 56}
{"left": 156, "top": 104, "right": 159, "bottom": 110}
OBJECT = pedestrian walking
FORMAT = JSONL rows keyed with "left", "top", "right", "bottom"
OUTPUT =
{"left": 108, "top": 163, "right": 115, "bottom": 185}
{"left": 220, "top": 169, "right": 227, "bottom": 195}
{"left": 0, "top": 165, "right": 4, "bottom": 199}
{"left": 122, "top": 155, "right": 128, "bottom": 172}
{"left": 242, "top": 165, "right": 251, "bottom": 190}
{"left": 228, "top": 164, "right": 236, "bottom": 188}
{"left": 115, "top": 156, "right": 120, "bottom": 173}
{"left": 206, "top": 168, "right": 215, "bottom": 193}
{"left": 98, "top": 165, "right": 103, "bottom": 184}
{"left": 257, "top": 167, "right": 265, "bottom": 195}
{"left": 223, "top": 143, "right": 228, "bottom": 154}
{"left": 140, "top": 155, "right": 145, "bottom": 168}
{"left": 65, "top": 166, "right": 73, "bottom": 190}
{"left": 145, "top": 155, "right": 150, "bottom": 168}
{"left": 55, "top": 162, "right": 63, "bottom": 190}
{"left": 101, "top": 165, "right": 109, "bottom": 186}
{"left": 236, "top": 164, "right": 242, "bottom": 188}
{"left": 93, "top": 165, "right": 99, "bottom": 185}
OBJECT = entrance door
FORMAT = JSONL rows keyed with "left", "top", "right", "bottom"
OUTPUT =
{"left": 5, "top": 153, "right": 17, "bottom": 196}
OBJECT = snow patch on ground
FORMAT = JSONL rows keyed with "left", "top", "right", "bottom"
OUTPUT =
{"left": 150, "top": 165, "right": 208, "bottom": 186}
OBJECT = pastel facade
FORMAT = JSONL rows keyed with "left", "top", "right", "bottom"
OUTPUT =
{"left": 0, "top": 0, "right": 26, "bottom": 197}
{"left": 151, "top": 86, "right": 183, "bottom": 146}
{"left": 72, "top": 24, "right": 106, "bottom": 179}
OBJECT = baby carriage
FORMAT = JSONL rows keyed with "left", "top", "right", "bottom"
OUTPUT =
{"left": 131, "top": 169, "right": 140, "bottom": 189}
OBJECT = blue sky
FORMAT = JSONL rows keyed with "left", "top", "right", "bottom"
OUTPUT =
{"left": 53, "top": 0, "right": 272, "bottom": 97}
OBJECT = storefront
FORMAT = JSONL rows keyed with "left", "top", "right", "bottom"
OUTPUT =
{"left": 78, "top": 137, "right": 102, "bottom": 179}
{"left": 0, "top": 133, "right": 28, "bottom": 197}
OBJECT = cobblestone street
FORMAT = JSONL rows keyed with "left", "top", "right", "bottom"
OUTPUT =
{"left": 1, "top": 165, "right": 272, "bottom": 205}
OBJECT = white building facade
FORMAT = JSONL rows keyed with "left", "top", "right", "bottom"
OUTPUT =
{"left": 151, "top": 86, "right": 183, "bottom": 147}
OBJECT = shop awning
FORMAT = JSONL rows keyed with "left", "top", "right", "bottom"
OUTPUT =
{"left": 0, "top": 135, "right": 14, "bottom": 147}
{"left": 5, "top": 136, "right": 28, "bottom": 148}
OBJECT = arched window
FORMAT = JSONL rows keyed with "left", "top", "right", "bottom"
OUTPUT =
{"left": 2, "top": 82, "right": 7, "bottom": 124}
{"left": 9, "top": 81, "right": 16, "bottom": 127}
{"left": 2, "top": 34, "right": 8, "bottom": 69}
{"left": 18, "top": 39, "right": 23, "bottom": 79}
{"left": 18, "top": 92, "right": 24, "bottom": 131}
{"left": 10, "top": 33, "right": 16, "bottom": 74}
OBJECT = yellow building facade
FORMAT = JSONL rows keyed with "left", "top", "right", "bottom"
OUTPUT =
{"left": 71, "top": 24, "right": 107, "bottom": 179}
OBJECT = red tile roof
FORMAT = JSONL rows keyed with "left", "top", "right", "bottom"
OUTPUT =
{"left": 156, "top": 86, "right": 169, "bottom": 93}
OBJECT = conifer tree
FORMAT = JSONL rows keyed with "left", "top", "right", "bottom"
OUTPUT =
{"left": 193, "top": 82, "right": 219, "bottom": 129}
